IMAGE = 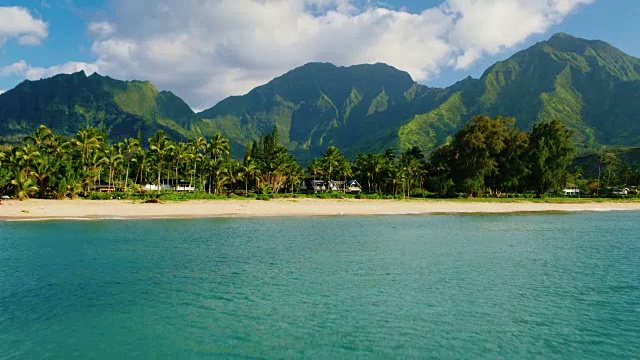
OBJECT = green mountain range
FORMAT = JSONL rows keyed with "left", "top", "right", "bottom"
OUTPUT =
{"left": 1, "top": 33, "right": 640, "bottom": 158}
{"left": 0, "top": 71, "right": 196, "bottom": 144}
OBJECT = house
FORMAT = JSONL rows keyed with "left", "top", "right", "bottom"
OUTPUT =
{"left": 143, "top": 183, "right": 173, "bottom": 192}
{"left": 142, "top": 179, "right": 195, "bottom": 192}
{"left": 610, "top": 187, "right": 630, "bottom": 196}
{"left": 93, "top": 183, "right": 116, "bottom": 193}
{"left": 300, "top": 179, "right": 326, "bottom": 193}
{"left": 563, "top": 188, "right": 581, "bottom": 196}
{"left": 173, "top": 180, "right": 195, "bottom": 192}
{"left": 329, "top": 180, "right": 363, "bottom": 194}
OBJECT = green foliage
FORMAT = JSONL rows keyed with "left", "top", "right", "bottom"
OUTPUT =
{"left": 0, "top": 71, "right": 194, "bottom": 144}
{"left": 192, "top": 34, "right": 640, "bottom": 158}
{"left": 2, "top": 33, "right": 640, "bottom": 159}
{"left": 528, "top": 120, "right": 577, "bottom": 195}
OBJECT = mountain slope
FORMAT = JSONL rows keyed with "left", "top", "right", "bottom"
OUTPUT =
{"left": 194, "top": 33, "right": 640, "bottom": 158}
{"left": 0, "top": 71, "right": 195, "bottom": 143}
{"left": 400, "top": 33, "right": 640, "bottom": 152}
{"left": 195, "top": 62, "right": 445, "bottom": 158}
{"left": 2, "top": 33, "right": 640, "bottom": 158}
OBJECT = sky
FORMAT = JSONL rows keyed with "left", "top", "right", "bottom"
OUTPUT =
{"left": 0, "top": 0, "right": 638, "bottom": 110}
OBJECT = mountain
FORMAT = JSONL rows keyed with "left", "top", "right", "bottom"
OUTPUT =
{"left": 2, "top": 33, "right": 640, "bottom": 158}
{"left": 0, "top": 71, "right": 195, "bottom": 143}
{"left": 398, "top": 33, "right": 640, "bottom": 152}
{"left": 196, "top": 33, "right": 640, "bottom": 158}
{"left": 195, "top": 62, "right": 446, "bottom": 158}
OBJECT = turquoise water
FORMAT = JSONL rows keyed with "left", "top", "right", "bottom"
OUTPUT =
{"left": 1, "top": 213, "right": 639, "bottom": 358}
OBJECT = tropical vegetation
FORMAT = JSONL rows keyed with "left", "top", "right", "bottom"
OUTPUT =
{"left": 2, "top": 33, "right": 640, "bottom": 162}
{"left": 3, "top": 116, "right": 638, "bottom": 201}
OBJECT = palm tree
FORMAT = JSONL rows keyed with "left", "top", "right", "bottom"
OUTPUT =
{"left": 121, "top": 138, "right": 141, "bottom": 191}
{"left": 355, "top": 154, "right": 373, "bottom": 192}
{"left": 104, "top": 146, "right": 124, "bottom": 192}
{"left": 172, "top": 142, "right": 190, "bottom": 190}
{"left": 370, "top": 153, "right": 387, "bottom": 194}
{"left": 321, "top": 146, "right": 343, "bottom": 189}
{"left": 239, "top": 158, "right": 257, "bottom": 196}
{"left": 15, "top": 144, "right": 41, "bottom": 176}
{"left": 24, "top": 125, "right": 53, "bottom": 151}
{"left": 49, "top": 134, "right": 71, "bottom": 163}
{"left": 31, "top": 159, "right": 54, "bottom": 198}
{"left": 73, "top": 127, "right": 102, "bottom": 172}
{"left": 88, "top": 149, "right": 108, "bottom": 191}
{"left": 190, "top": 136, "right": 207, "bottom": 191}
{"left": 208, "top": 158, "right": 230, "bottom": 194}
{"left": 208, "top": 133, "right": 230, "bottom": 162}
{"left": 283, "top": 161, "right": 303, "bottom": 194}
{"left": 148, "top": 131, "right": 175, "bottom": 193}
{"left": 11, "top": 172, "right": 39, "bottom": 200}
{"left": 400, "top": 150, "right": 422, "bottom": 197}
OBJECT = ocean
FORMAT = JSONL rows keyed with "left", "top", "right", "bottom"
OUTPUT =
{"left": 1, "top": 213, "right": 639, "bottom": 358}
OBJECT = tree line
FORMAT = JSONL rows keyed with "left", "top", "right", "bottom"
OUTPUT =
{"left": 0, "top": 115, "right": 624, "bottom": 200}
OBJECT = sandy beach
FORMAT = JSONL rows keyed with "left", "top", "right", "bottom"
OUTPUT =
{"left": 1, "top": 198, "right": 640, "bottom": 220}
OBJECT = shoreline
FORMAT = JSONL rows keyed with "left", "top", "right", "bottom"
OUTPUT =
{"left": 2, "top": 198, "right": 640, "bottom": 221}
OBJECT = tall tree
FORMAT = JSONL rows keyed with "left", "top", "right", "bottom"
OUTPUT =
{"left": 148, "top": 131, "right": 175, "bottom": 193}
{"left": 321, "top": 146, "right": 344, "bottom": 187}
{"left": 527, "top": 119, "right": 576, "bottom": 196}
{"left": 450, "top": 116, "right": 518, "bottom": 196}
{"left": 121, "top": 138, "right": 141, "bottom": 191}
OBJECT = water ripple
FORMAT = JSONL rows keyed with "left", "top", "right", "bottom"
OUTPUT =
{"left": 1, "top": 213, "right": 639, "bottom": 358}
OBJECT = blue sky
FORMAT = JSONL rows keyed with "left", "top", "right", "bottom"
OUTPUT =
{"left": 0, "top": 0, "right": 637, "bottom": 108}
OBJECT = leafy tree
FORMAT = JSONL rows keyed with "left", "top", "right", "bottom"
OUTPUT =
{"left": 527, "top": 119, "right": 576, "bottom": 196}
{"left": 450, "top": 116, "right": 517, "bottom": 196}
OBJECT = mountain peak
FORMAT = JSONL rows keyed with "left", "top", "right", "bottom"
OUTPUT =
{"left": 549, "top": 32, "right": 579, "bottom": 41}
{"left": 545, "top": 32, "right": 593, "bottom": 53}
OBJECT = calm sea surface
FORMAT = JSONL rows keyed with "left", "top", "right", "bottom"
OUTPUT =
{"left": 0, "top": 213, "right": 639, "bottom": 358}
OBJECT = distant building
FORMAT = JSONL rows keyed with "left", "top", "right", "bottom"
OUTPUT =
{"left": 142, "top": 180, "right": 195, "bottom": 192}
{"left": 93, "top": 183, "right": 116, "bottom": 193}
{"left": 610, "top": 187, "right": 630, "bottom": 196}
{"left": 329, "top": 180, "right": 363, "bottom": 194}
{"left": 563, "top": 188, "right": 581, "bottom": 196}
{"left": 300, "top": 179, "right": 326, "bottom": 193}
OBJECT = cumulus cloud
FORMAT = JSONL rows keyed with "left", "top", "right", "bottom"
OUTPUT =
{"left": 1, "top": 60, "right": 98, "bottom": 80}
{"left": 0, "top": 89, "right": 5, "bottom": 95}
{"left": 88, "top": 21, "right": 116, "bottom": 37}
{"left": 12, "top": 0, "right": 594, "bottom": 108}
{"left": 1, "top": 60, "right": 28, "bottom": 77}
{"left": 0, "top": 6, "right": 48, "bottom": 46}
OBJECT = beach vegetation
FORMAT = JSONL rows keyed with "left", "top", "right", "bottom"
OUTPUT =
{"left": 1, "top": 118, "right": 639, "bottom": 201}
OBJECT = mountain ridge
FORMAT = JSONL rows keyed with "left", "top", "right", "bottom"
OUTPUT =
{"left": 1, "top": 33, "right": 640, "bottom": 159}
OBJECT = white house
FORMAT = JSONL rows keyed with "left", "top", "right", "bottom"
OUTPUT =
{"left": 143, "top": 183, "right": 174, "bottom": 192}
{"left": 563, "top": 188, "right": 581, "bottom": 196}
{"left": 300, "top": 179, "right": 326, "bottom": 193}
{"left": 612, "top": 188, "right": 630, "bottom": 195}
{"left": 329, "top": 180, "right": 363, "bottom": 194}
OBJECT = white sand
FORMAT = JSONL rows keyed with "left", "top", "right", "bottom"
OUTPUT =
{"left": 1, "top": 198, "right": 640, "bottom": 220}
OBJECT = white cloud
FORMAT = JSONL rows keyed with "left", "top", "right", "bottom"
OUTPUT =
{"left": 444, "top": 0, "right": 594, "bottom": 68}
{"left": 8, "top": 0, "right": 594, "bottom": 108}
{"left": 88, "top": 21, "right": 116, "bottom": 37}
{"left": 0, "top": 89, "right": 5, "bottom": 95}
{"left": 1, "top": 60, "right": 28, "bottom": 77}
{"left": 0, "top": 6, "right": 48, "bottom": 46}
{"left": 0, "top": 60, "right": 98, "bottom": 80}
{"left": 24, "top": 62, "right": 99, "bottom": 80}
